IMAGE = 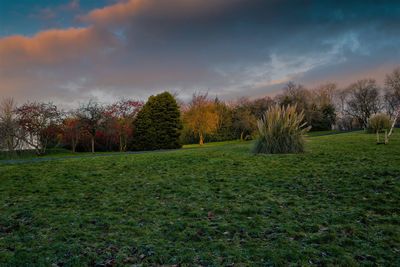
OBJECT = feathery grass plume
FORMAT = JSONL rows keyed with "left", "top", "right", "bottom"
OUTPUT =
{"left": 253, "top": 105, "right": 311, "bottom": 154}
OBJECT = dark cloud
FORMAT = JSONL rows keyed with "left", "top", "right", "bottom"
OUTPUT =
{"left": 1, "top": 0, "right": 400, "bottom": 107}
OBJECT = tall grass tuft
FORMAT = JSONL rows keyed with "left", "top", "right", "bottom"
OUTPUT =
{"left": 253, "top": 105, "right": 311, "bottom": 154}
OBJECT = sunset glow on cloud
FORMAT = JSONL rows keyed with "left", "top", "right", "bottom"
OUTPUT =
{"left": 0, "top": 0, "right": 399, "bottom": 106}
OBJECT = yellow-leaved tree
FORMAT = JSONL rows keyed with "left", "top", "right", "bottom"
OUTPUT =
{"left": 183, "top": 93, "right": 219, "bottom": 145}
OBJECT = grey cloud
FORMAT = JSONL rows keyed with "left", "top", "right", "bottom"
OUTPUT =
{"left": 1, "top": 0, "right": 400, "bottom": 106}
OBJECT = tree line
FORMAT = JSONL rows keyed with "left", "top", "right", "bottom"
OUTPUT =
{"left": 1, "top": 68, "right": 399, "bottom": 155}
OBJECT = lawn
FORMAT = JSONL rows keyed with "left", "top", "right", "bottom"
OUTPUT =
{"left": 0, "top": 131, "right": 399, "bottom": 266}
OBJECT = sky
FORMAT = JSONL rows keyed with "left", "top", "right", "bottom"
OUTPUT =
{"left": 1, "top": 0, "right": 400, "bottom": 108}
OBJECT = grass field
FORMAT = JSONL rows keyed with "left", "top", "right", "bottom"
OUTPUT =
{"left": 0, "top": 131, "right": 399, "bottom": 266}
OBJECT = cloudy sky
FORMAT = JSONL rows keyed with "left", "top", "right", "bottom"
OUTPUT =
{"left": 1, "top": 0, "right": 399, "bottom": 107}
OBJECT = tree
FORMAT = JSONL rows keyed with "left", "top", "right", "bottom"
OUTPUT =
{"left": 16, "top": 102, "right": 61, "bottom": 155}
{"left": 275, "top": 82, "right": 338, "bottom": 130}
{"left": 62, "top": 116, "right": 81, "bottom": 153}
{"left": 0, "top": 98, "right": 21, "bottom": 152}
{"left": 211, "top": 98, "right": 235, "bottom": 141}
{"left": 345, "top": 79, "right": 382, "bottom": 128}
{"left": 334, "top": 87, "right": 351, "bottom": 118}
{"left": 384, "top": 67, "right": 400, "bottom": 118}
{"left": 367, "top": 113, "right": 391, "bottom": 133}
{"left": 309, "top": 84, "right": 337, "bottom": 130}
{"left": 334, "top": 88, "right": 360, "bottom": 130}
{"left": 105, "top": 99, "right": 143, "bottom": 152}
{"left": 313, "top": 83, "right": 336, "bottom": 109}
{"left": 248, "top": 97, "right": 275, "bottom": 119}
{"left": 385, "top": 68, "right": 400, "bottom": 137}
{"left": 133, "top": 92, "right": 182, "bottom": 150}
{"left": 76, "top": 100, "right": 105, "bottom": 153}
{"left": 276, "top": 82, "right": 311, "bottom": 116}
{"left": 232, "top": 104, "right": 257, "bottom": 140}
{"left": 183, "top": 93, "right": 219, "bottom": 145}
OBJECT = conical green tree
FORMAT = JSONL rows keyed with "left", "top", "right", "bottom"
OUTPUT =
{"left": 132, "top": 92, "right": 182, "bottom": 150}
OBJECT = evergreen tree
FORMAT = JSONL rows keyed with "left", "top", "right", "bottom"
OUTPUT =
{"left": 132, "top": 92, "right": 182, "bottom": 150}
{"left": 310, "top": 104, "right": 336, "bottom": 131}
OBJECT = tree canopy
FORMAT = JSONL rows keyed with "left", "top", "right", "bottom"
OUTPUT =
{"left": 132, "top": 92, "right": 182, "bottom": 150}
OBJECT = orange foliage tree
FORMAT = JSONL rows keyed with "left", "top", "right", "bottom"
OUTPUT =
{"left": 183, "top": 93, "right": 219, "bottom": 145}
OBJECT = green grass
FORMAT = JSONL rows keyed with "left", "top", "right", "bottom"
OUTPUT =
{"left": 0, "top": 131, "right": 345, "bottom": 160}
{"left": 0, "top": 148, "right": 134, "bottom": 161}
{"left": 182, "top": 140, "right": 242, "bottom": 149}
{"left": 0, "top": 148, "right": 71, "bottom": 160}
{"left": 0, "top": 140, "right": 241, "bottom": 161}
{"left": 0, "top": 131, "right": 399, "bottom": 266}
{"left": 306, "top": 130, "right": 342, "bottom": 137}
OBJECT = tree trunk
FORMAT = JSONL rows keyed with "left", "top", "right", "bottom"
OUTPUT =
{"left": 35, "top": 145, "right": 44, "bottom": 156}
{"left": 122, "top": 135, "right": 127, "bottom": 152}
{"left": 91, "top": 137, "right": 95, "bottom": 153}
{"left": 385, "top": 130, "right": 388, "bottom": 144}
{"left": 72, "top": 139, "right": 76, "bottom": 153}
{"left": 6, "top": 136, "right": 14, "bottom": 152}
{"left": 6, "top": 135, "right": 17, "bottom": 157}
{"left": 39, "top": 138, "right": 47, "bottom": 155}
{"left": 388, "top": 108, "right": 399, "bottom": 138}
{"left": 240, "top": 131, "right": 244, "bottom": 141}
{"left": 199, "top": 133, "right": 204, "bottom": 146}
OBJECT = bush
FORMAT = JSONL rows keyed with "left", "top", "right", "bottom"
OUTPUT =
{"left": 367, "top": 113, "right": 391, "bottom": 133}
{"left": 253, "top": 105, "right": 310, "bottom": 154}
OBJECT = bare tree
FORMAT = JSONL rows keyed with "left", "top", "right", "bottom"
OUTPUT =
{"left": 105, "top": 99, "right": 143, "bottom": 152}
{"left": 276, "top": 82, "right": 311, "bottom": 114}
{"left": 385, "top": 68, "right": 400, "bottom": 137}
{"left": 16, "top": 102, "right": 61, "bottom": 155}
{"left": 76, "top": 100, "right": 105, "bottom": 153}
{"left": 334, "top": 88, "right": 351, "bottom": 117}
{"left": 63, "top": 116, "right": 81, "bottom": 153}
{"left": 384, "top": 67, "right": 400, "bottom": 118}
{"left": 0, "top": 98, "right": 21, "bottom": 152}
{"left": 313, "top": 83, "right": 336, "bottom": 107}
{"left": 345, "top": 79, "right": 382, "bottom": 128}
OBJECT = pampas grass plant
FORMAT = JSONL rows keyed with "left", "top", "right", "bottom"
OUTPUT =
{"left": 253, "top": 105, "right": 310, "bottom": 154}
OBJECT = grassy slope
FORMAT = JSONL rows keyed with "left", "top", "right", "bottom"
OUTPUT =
{"left": 0, "top": 141, "right": 241, "bottom": 161}
{"left": 0, "top": 131, "right": 345, "bottom": 160}
{"left": 0, "top": 132, "right": 399, "bottom": 266}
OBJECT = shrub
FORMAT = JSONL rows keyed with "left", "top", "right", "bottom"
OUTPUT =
{"left": 367, "top": 113, "right": 391, "bottom": 133}
{"left": 253, "top": 105, "right": 310, "bottom": 154}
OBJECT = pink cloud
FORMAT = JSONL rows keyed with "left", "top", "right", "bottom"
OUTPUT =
{"left": 83, "top": 0, "right": 237, "bottom": 25}
{"left": 1, "top": 0, "right": 236, "bottom": 72}
{"left": 83, "top": 0, "right": 144, "bottom": 24}
{"left": 1, "top": 0, "right": 398, "bottom": 107}
{"left": 0, "top": 27, "right": 117, "bottom": 69}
